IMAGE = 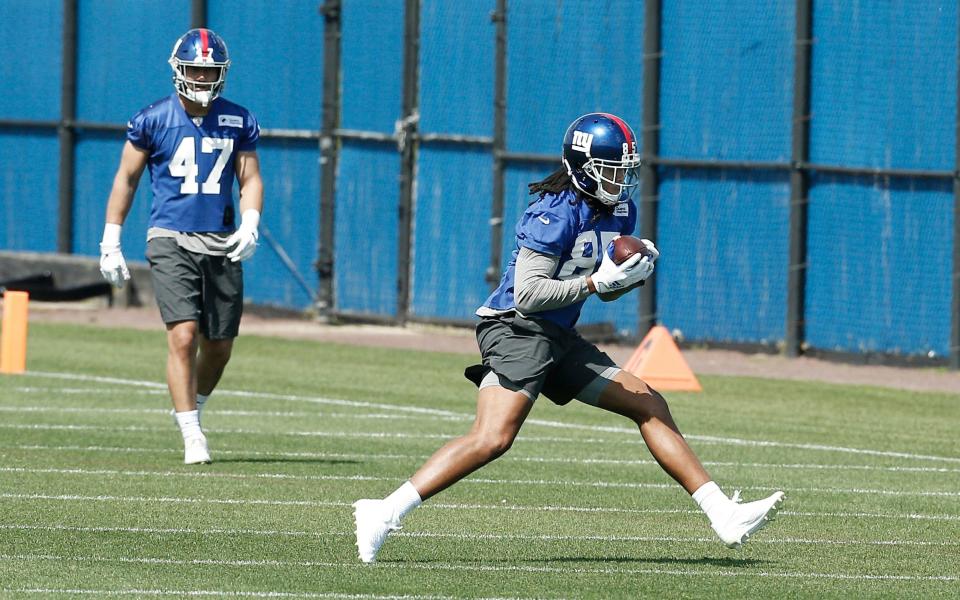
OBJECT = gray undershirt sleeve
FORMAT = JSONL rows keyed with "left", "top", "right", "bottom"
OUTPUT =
{"left": 514, "top": 247, "right": 592, "bottom": 314}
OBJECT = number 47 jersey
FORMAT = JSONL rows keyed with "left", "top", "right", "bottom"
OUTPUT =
{"left": 127, "top": 92, "right": 260, "bottom": 233}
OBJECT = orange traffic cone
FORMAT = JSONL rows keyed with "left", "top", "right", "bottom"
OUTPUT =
{"left": 624, "top": 325, "right": 701, "bottom": 392}
{"left": 1, "top": 290, "right": 29, "bottom": 374}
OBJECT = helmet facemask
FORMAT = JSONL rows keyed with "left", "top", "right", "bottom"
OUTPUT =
{"left": 584, "top": 157, "right": 640, "bottom": 205}
{"left": 170, "top": 61, "right": 228, "bottom": 107}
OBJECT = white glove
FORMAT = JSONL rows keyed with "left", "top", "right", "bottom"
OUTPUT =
{"left": 640, "top": 238, "right": 660, "bottom": 262}
{"left": 99, "top": 223, "right": 130, "bottom": 288}
{"left": 226, "top": 209, "right": 261, "bottom": 262}
{"left": 591, "top": 247, "right": 654, "bottom": 295}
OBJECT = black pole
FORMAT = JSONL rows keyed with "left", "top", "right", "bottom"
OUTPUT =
{"left": 396, "top": 0, "right": 420, "bottom": 324}
{"left": 952, "top": 12, "right": 960, "bottom": 369}
{"left": 317, "top": 0, "right": 342, "bottom": 319}
{"left": 191, "top": 0, "right": 206, "bottom": 28}
{"left": 638, "top": 0, "right": 661, "bottom": 337}
{"left": 488, "top": 0, "right": 507, "bottom": 289}
{"left": 786, "top": 0, "right": 813, "bottom": 358}
{"left": 57, "top": 0, "right": 77, "bottom": 254}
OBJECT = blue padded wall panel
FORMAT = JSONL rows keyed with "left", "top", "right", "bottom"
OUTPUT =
{"left": 76, "top": 1, "right": 189, "bottom": 124}
{"left": 656, "top": 169, "right": 790, "bottom": 344}
{"left": 805, "top": 175, "right": 952, "bottom": 357}
{"left": 334, "top": 141, "right": 399, "bottom": 316}
{"left": 72, "top": 132, "right": 152, "bottom": 259}
{"left": 660, "top": 1, "right": 793, "bottom": 162}
{"left": 501, "top": 162, "right": 639, "bottom": 333}
{"left": 410, "top": 145, "right": 492, "bottom": 320}
{"left": 340, "top": 0, "right": 404, "bottom": 134}
{"left": 506, "top": 0, "right": 643, "bottom": 155}
{"left": 244, "top": 138, "right": 320, "bottom": 308}
{"left": 0, "top": 0, "right": 62, "bottom": 120}
{"left": 0, "top": 131, "right": 59, "bottom": 252}
{"left": 810, "top": 2, "right": 957, "bottom": 171}
{"left": 208, "top": 1, "right": 323, "bottom": 131}
{"left": 419, "top": 0, "right": 494, "bottom": 137}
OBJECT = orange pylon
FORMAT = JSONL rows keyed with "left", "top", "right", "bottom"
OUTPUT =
{"left": 1, "top": 290, "right": 29, "bottom": 374}
{"left": 623, "top": 325, "right": 701, "bottom": 392}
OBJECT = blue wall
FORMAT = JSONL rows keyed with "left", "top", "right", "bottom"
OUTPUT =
{"left": 0, "top": 1, "right": 62, "bottom": 253}
{"left": 0, "top": 0, "right": 957, "bottom": 360}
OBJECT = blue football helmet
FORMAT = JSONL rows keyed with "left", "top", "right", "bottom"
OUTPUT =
{"left": 168, "top": 28, "right": 230, "bottom": 107}
{"left": 562, "top": 113, "right": 640, "bottom": 206}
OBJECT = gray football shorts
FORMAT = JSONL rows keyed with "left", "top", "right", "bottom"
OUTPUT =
{"left": 145, "top": 237, "right": 244, "bottom": 340}
{"left": 465, "top": 312, "right": 621, "bottom": 406}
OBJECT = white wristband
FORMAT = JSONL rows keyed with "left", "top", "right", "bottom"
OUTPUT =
{"left": 239, "top": 209, "right": 261, "bottom": 230}
{"left": 101, "top": 223, "right": 122, "bottom": 247}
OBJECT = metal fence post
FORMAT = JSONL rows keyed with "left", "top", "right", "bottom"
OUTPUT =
{"left": 952, "top": 14, "right": 960, "bottom": 369}
{"left": 317, "top": 0, "right": 342, "bottom": 319}
{"left": 488, "top": 0, "right": 507, "bottom": 289}
{"left": 396, "top": 0, "right": 420, "bottom": 324}
{"left": 638, "top": 0, "right": 661, "bottom": 338}
{"left": 57, "top": 0, "right": 77, "bottom": 254}
{"left": 191, "top": 0, "right": 206, "bottom": 28}
{"left": 786, "top": 0, "right": 813, "bottom": 357}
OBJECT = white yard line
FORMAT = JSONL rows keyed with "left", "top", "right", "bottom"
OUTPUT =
{"left": 2, "top": 493, "right": 958, "bottom": 521}
{"left": 1, "top": 523, "right": 957, "bottom": 548}
{"left": 16, "top": 371, "right": 960, "bottom": 464}
{"left": 0, "top": 405, "right": 452, "bottom": 422}
{"left": 1, "top": 589, "right": 490, "bottom": 599}
{"left": 7, "top": 444, "right": 959, "bottom": 474}
{"left": 1, "top": 554, "right": 956, "bottom": 583}
{"left": 3, "top": 466, "right": 958, "bottom": 498}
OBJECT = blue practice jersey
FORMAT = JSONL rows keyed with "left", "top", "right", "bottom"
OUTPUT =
{"left": 127, "top": 93, "right": 260, "bottom": 232}
{"left": 479, "top": 190, "right": 637, "bottom": 329}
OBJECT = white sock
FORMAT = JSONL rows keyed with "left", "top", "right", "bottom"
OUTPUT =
{"left": 384, "top": 481, "right": 422, "bottom": 521}
{"left": 175, "top": 409, "right": 203, "bottom": 442}
{"left": 692, "top": 481, "right": 733, "bottom": 525}
{"left": 196, "top": 393, "right": 209, "bottom": 419}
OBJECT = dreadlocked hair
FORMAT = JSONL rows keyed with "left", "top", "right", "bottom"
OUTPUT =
{"left": 527, "top": 167, "right": 572, "bottom": 196}
{"left": 526, "top": 167, "right": 614, "bottom": 221}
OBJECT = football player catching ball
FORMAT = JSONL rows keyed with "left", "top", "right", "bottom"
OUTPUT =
{"left": 353, "top": 113, "right": 785, "bottom": 562}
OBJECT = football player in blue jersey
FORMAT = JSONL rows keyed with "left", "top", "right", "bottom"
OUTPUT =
{"left": 98, "top": 28, "right": 263, "bottom": 465}
{"left": 353, "top": 113, "right": 784, "bottom": 562}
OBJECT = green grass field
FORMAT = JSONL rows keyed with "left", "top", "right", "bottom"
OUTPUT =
{"left": 1, "top": 322, "right": 958, "bottom": 599}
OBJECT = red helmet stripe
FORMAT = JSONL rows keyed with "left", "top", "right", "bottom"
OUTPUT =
{"left": 199, "top": 28, "right": 209, "bottom": 56}
{"left": 602, "top": 113, "right": 634, "bottom": 147}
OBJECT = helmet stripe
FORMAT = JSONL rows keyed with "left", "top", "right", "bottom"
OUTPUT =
{"left": 602, "top": 113, "right": 634, "bottom": 147}
{"left": 199, "top": 28, "right": 209, "bottom": 56}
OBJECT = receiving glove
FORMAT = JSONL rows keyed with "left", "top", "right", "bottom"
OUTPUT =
{"left": 99, "top": 223, "right": 130, "bottom": 288}
{"left": 226, "top": 209, "right": 261, "bottom": 262}
{"left": 640, "top": 238, "right": 660, "bottom": 263}
{"left": 591, "top": 246, "right": 654, "bottom": 295}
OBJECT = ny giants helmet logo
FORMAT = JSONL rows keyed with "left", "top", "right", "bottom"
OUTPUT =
{"left": 571, "top": 131, "right": 594, "bottom": 157}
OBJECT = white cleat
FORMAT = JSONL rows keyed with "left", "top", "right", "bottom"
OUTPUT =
{"left": 712, "top": 490, "right": 785, "bottom": 549}
{"left": 353, "top": 499, "right": 401, "bottom": 563}
{"left": 183, "top": 434, "right": 212, "bottom": 465}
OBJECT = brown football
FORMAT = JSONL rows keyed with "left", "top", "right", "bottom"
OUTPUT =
{"left": 610, "top": 235, "right": 651, "bottom": 265}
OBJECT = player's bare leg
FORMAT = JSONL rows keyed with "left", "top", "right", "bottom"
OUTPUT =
{"left": 410, "top": 386, "right": 533, "bottom": 499}
{"left": 195, "top": 335, "right": 233, "bottom": 419}
{"left": 353, "top": 386, "right": 532, "bottom": 562}
{"left": 197, "top": 336, "right": 233, "bottom": 395}
{"left": 166, "top": 320, "right": 199, "bottom": 413}
{"left": 597, "top": 371, "right": 783, "bottom": 548}
{"left": 165, "top": 319, "right": 210, "bottom": 464}
{"left": 596, "top": 371, "right": 710, "bottom": 493}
